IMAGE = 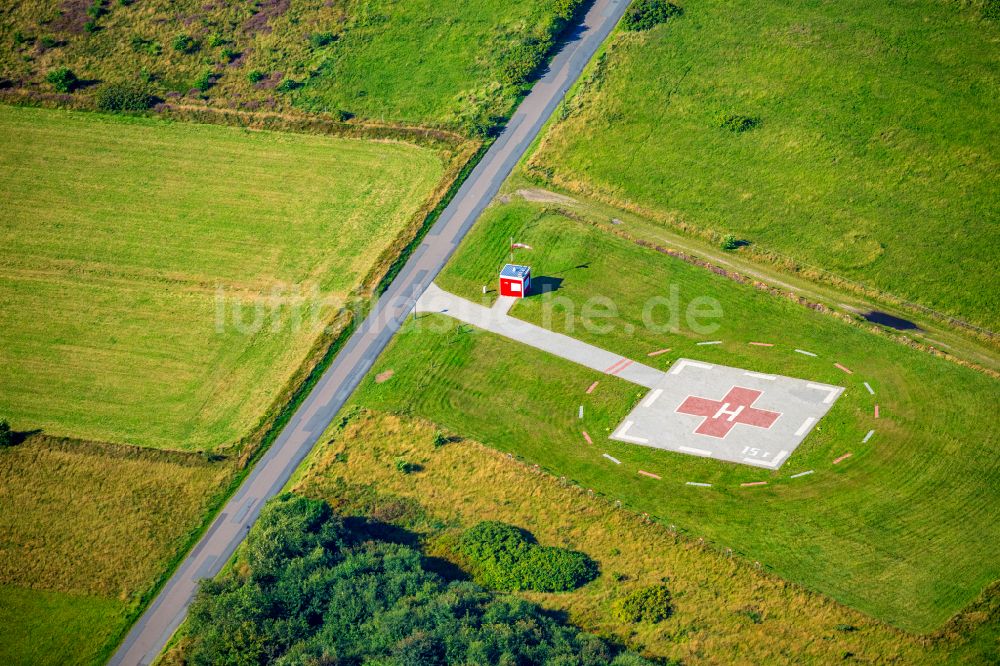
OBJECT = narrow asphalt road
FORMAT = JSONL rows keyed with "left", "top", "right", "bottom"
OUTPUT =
{"left": 109, "top": 1, "right": 630, "bottom": 663}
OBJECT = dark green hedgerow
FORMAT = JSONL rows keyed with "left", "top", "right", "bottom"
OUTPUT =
{"left": 622, "top": 0, "right": 683, "bottom": 31}
{"left": 616, "top": 584, "right": 673, "bottom": 623}
{"left": 96, "top": 82, "right": 154, "bottom": 111}
{"left": 185, "top": 495, "right": 651, "bottom": 666}
{"left": 459, "top": 520, "right": 599, "bottom": 592}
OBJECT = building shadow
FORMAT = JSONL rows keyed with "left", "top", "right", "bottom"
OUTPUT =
{"left": 529, "top": 276, "right": 564, "bottom": 295}
{"left": 862, "top": 310, "right": 920, "bottom": 331}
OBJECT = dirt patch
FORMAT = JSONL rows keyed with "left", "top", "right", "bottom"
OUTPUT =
{"left": 253, "top": 71, "right": 283, "bottom": 90}
{"left": 243, "top": 0, "right": 291, "bottom": 35}
{"left": 517, "top": 188, "right": 578, "bottom": 205}
{"left": 375, "top": 370, "right": 395, "bottom": 384}
{"left": 50, "top": 0, "right": 92, "bottom": 33}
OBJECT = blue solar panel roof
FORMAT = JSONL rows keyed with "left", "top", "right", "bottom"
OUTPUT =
{"left": 500, "top": 264, "right": 531, "bottom": 279}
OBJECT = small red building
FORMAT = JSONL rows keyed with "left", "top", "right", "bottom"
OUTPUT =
{"left": 499, "top": 264, "right": 531, "bottom": 298}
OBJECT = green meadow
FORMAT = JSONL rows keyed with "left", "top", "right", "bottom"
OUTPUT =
{"left": 0, "top": 104, "right": 444, "bottom": 451}
{"left": 0, "top": 436, "right": 234, "bottom": 665}
{"left": 530, "top": 0, "right": 1000, "bottom": 328}
{"left": 2, "top": 0, "right": 581, "bottom": 131}
{"left": 349, "top": 201, "right": 999, "bottom": 633}
{"left": 294, "top": 411, "right": 998, "bottom": 664}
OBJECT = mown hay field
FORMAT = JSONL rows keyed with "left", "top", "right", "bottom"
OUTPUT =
{"left": 529, "top": 0, "right": 1000, "bottom": 328}
{"left": 346, "top": 201, "right": 1000, "bottom": 633}
{"left": 0, "top": 436, "right": 234, "bottom": 665}
{"left": 294, "top": 410, "right": 998, "bottom": 664}
{"left": 0, "top": 104, "right": 444, "bottom": 451}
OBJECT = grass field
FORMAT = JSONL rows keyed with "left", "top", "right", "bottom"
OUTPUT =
{"left": 0, "top": 104, "right": 444, "bottom": 450}
{"left": 1, "top": 0, "right": 580, "bottom": 132}
{"left": 344, "top": 200, "right": 999, "bottom": 633}
{"left": 293, "top": 410, "right": 998, "bottom": 664}
{"left": 0, "top": 585, "right": 123, "bottom": 666}
{"left": 0, "top": 435, "right": 233, "bottom": 665}
{"left": 528, "top": 0, "right": 1000, "bottom": 328}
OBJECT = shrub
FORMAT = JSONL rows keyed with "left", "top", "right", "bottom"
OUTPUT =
{"left": 432, "top": 431, "right": 448, "bottom": 448}
{"left": 39, "top": 36, "right": 59, "bottom": 49}
{"left": 275, "top": 78, "right": 302, "bottom": 93}
{"left": 333, "top": 109, "right": 354, "bottom": 122}
{"left": 310, "top": 31, "right": 336, "bottom": 48}
{"left": 172, "top": 34, "right": 198, "bottom": 54}
{"left": 193, "top": 69, "right": 214, "bottom": 92}
{"left": 13, "top": 31, "right": 33, "bottom": 46}
{"left": 0, "top": 420, "right": 13, "bottom": 447}
{"left": 45, "top": 67, "right": 79, "bottom": 92}
{"left": 96, "top": 81, "right": 154, "bottom": 111}
{"left": 86, "top": 1, "right": 107, "bottom": 20}
{"left": 206, "top": 32, "right": 227, "bottom": 48}
{"left": 721, "top": 233, "right": 740, "bottom": 251}
{"left": 718, "top": 112, "right": 760, "bottom": 133}
{"left": 131, "top": 36, "right": 162, "bottom": 55}
{"left": 984, "top": 0, "right": 1000, "bottom": 21}
{"left": 84, "top": 20, "right": 99, "bottom": 33}
{"left": 459, "top": 521, "right": 599, "bottom": 592}
{"left": 498, "top": 38, "right": 549, "bottom": 87}
{"left": 247, "top": 69, "right": 266, "bottom": 83}
{"left": 615, "top": 584, "right": 673, "bottom": 623}
{"left": 622, "top": 0, "right": 682, "bottom": 31}
{"left": 395, "top": 458, "right": 418, "bottom": 474}
{"left": 220, "top": 47, "right": 239, "bottom": 63}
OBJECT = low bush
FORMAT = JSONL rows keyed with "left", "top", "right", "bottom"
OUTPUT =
{"left": 276, "top": 78, "right": 302, "bottom": 93}
{"left": 394, "top": 457, "right": 418, "bottom": 474}
{"left": 459, "top": 520, "right": 599, "bottom": 592}
{"left": 0, "top": 419, "right": 13, "bottom": 447}
{"left": 615, "top": 584, "right": 673, "bottom": 623}
{"left": 87, "top": 2, "right": 106, "bottom": 20}
{"left": 498, "top": 38, "right": 550, "bottom": 87}
{"left": 39, "top": 36, "right": 59, "bottom": 49}
{"left": 310, "top": 31, "right": 336, "bottom": 48}
{"left": 721, "top": 233, "right": 740, "bottom": 251}
{"left": 193, "top": 69, "right": 214, "bottom": 92}
{"left": 172, "top": 34, "right": 198, "bottom": 54}
{"left": 96, "top": 81, "right": 154, "bottom": 111}
{"left": 983, "top": 0, "right": 1000, "bottom": 21}
{"left": 717, "top": 112, "right": 760, "bottom": 133}
{"left": 130, "top": 36, "right": 162, "bottom": 55}
{"left": 45, "top": 67, "right": 78, "bottom": 92}
{"left": 622, "top": 0, "right": 682, "bottom": 31}
{"left": 247, "top": 69, "right": 266, "bottom": 83}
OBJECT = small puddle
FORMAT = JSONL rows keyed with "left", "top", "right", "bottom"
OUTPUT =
{"left": 862, "top": 310, "right": 920, "bottom": 331}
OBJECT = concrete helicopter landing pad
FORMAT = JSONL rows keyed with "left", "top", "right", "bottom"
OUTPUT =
{"left": 611, "top": 359, "right": 844, "bottom": 469}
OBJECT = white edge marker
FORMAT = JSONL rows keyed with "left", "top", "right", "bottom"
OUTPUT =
{"left": 602, "top": 453, "right": 622, "bottom": 465}
{"left": 864, "top": 382, "right": 875, "bottom": 395}
{"left": 795, "top": 349, "right": 817, "bottom": 357}
{"left": 806, "top": 383, "right": 840, "bottom": 404}
{"left": 744, "top": 372, "right": 776, "bottom": 380}
{"left": 578, "top": 405, "right": 583, "bottom": 419}
{"left": 794, "top": 417, "right": 816, "bottom": 437}
{"left": 614, "top": 421, "right": 649, "bottom": 444}
{"left": 686, "top": 481, "right": 712, "bottom": 487}
{"left": 671, "top": 359, "right": 714, "bottom": 375}
{"left": 678, "top": 446, "right": 713, "bottom": 457}
{"left": 697, "top": 340, "right": 723, "bottom": 346}
{"left": 790, "top": 470, "right": 814, "bottom": 479}
{"left": 862, "top": 429, "right": 875, "bottom": 443}
{"left": 642, "top": 389, "right": 664, "bottom": 408}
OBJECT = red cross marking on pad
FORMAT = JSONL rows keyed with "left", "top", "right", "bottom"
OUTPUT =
{"left": 676, "top": 387, "right": 782, "bottom": 439}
